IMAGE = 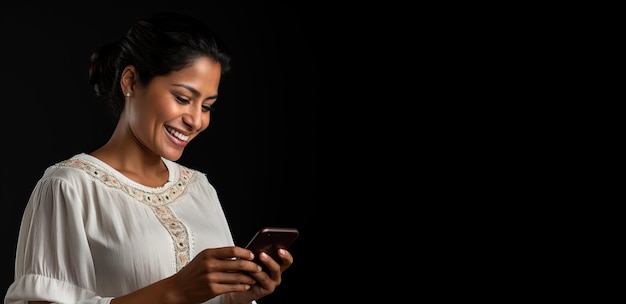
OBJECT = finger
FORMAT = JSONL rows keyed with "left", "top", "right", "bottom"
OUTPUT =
{"left": 259, "top": 252, "right": 281, "bottom": 272}
{"left": 228, "top": 246, "right": 255, "bottom": 261}
{"left": 277, "top": 249, "right": 293, "bottom": 265}
{"left": 228, "top": 257, "right": 263, "bottom": 273}
{"left": 198, "top": 246, "right": 254, "bottom": 261}
{"left": 210, "top": 271, "right": 258, "bottom": 285}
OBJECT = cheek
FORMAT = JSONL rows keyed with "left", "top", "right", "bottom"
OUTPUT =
{"left": 200, "top": 113, "right": 211, "bottom": 130}
{"left": 131, "top": 95, "right": 164, "bottom": 121}
{"left": 151, "top": 98, "right": 181, "bottom": 121}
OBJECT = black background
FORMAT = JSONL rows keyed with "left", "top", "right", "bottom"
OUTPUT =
{"left": 1, "top": 2, "right": 320, "bottom": 303}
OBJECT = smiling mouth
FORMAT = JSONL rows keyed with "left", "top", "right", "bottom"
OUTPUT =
{"left": 165, "top": 126, "right": 189, "bottom": 141}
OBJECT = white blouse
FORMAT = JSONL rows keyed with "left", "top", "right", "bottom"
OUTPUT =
{"left": 4, "top": 153, "right": 234, "bottom": 304}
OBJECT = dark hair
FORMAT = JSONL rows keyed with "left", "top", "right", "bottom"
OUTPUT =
{"left": 88, "top": 11, "right": 231, "bottom": 118}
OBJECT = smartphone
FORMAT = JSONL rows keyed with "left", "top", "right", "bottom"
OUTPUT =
{"left": 245, "top": 227, "right": 299, "bottom": 268}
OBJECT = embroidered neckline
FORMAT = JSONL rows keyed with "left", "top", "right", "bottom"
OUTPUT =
{"left": 56, "top": 156, "right": 194, "bottom": 270}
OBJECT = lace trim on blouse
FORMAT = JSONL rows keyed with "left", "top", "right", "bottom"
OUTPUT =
{"left": 56, "top": 157, "right": 194, "bottom": 271}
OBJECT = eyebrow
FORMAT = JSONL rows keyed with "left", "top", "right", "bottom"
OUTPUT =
{"left": 173, "top": 84, "right": 218, "bottom": 101}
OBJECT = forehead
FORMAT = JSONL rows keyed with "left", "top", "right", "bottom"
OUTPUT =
{"left": 152, "top": 57, "right": 222, "bottom": 94}
{"left": 170, "top": 57, "right": 222, "bottom": 80}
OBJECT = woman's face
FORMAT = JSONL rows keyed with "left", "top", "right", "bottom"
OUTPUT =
{"left": 126, "top": 56, "right": 222, "bottom": 161}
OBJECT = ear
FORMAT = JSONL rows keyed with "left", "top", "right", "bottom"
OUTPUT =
{"left": 120, "top": 65, "right": 137, "bottom": 96}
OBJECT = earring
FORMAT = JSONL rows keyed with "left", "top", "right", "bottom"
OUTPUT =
{"left": 125, "top": 92, "right": 131, "bottom": 97}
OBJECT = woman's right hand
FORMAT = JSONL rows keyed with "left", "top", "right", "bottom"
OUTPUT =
{"left": 164, "top": 246, "right": 262, "bottom": 303}
{"left": 110, "top": 246, "right": 261, "bottom": 304}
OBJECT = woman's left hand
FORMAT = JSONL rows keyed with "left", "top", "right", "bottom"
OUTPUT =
{"left": 227, "top": 248, "right": 294, "bottom": 304}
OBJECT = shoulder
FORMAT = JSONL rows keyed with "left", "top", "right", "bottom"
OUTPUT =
{"left": 41, "top": 154, "right": 94, "bottom": 181}
{"left": 28, "top": 154, "right": 98, "bottom": 207}
{"left": 38, "top": 153, "right": 118, "bottom": 191}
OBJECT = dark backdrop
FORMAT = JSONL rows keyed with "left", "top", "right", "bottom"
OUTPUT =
{"left": 1, "top": 2, "right": 319, "bottom": 303}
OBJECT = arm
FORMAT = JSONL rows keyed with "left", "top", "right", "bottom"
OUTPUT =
{"left": 24, "top": 246, "right": 261, "bottom": 304}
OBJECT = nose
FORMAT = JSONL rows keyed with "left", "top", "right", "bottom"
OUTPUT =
{"left": 182, "top": 105, "right": 205, "bottom": 131}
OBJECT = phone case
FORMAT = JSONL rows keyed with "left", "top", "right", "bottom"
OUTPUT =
{"left": 245, "top": 227, "right": 299, "bottom": 263}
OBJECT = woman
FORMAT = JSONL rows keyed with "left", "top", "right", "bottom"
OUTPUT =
{"left": 4, "top": 11, "right": 293, "bottom": 304}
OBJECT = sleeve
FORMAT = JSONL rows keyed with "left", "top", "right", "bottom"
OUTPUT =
{"left": 4, "top": 175, "right": 109, "bottom": 304}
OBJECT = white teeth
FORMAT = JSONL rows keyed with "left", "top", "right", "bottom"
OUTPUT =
{"left": 166, "top": 126, "right": 189, "bottom": 141}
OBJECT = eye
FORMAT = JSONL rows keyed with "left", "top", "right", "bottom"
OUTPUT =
{"left": 202, "top": 104, "right": 214, "bottom": 112}
{"left": 175, "top": 95, "right": 190, "bottom": 104}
